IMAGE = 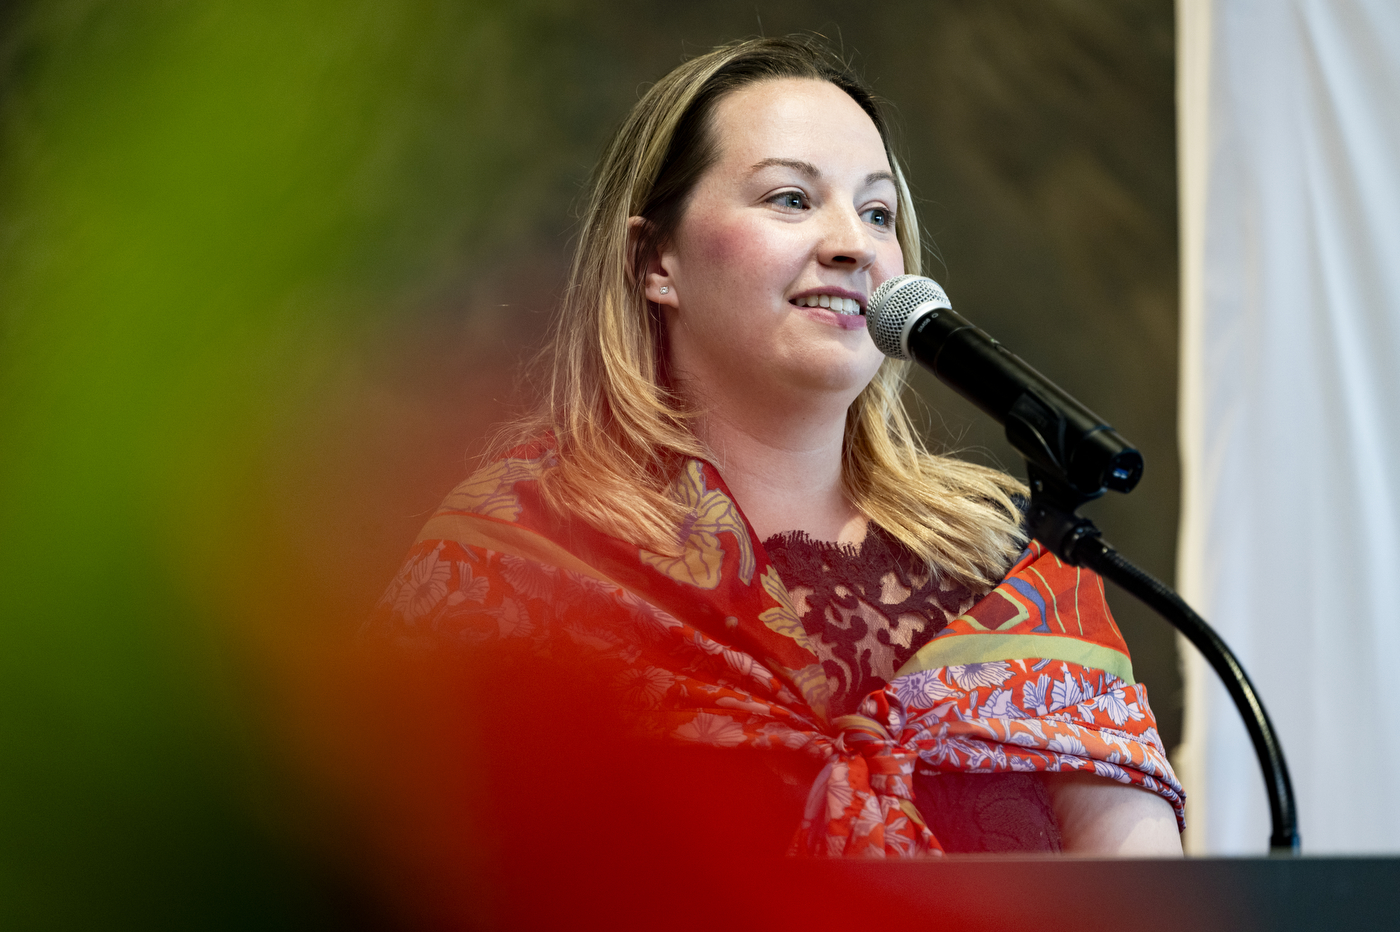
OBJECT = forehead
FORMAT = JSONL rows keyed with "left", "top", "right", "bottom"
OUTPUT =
{"left": 707, "top": 77, "right": 891, "bottom": 172}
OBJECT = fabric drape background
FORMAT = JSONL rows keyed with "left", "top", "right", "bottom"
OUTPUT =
{"left": 1176, "top": 0, "right": 1400, "bottom": 854}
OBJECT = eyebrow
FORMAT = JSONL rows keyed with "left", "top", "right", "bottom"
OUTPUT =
{"left": 750, "top": 157, "right": 820, "bottom": 178}
{"left": 749, "top": 158, "right": 897, "bottom": 188}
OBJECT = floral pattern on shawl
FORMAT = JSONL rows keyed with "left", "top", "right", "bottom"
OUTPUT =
{"left": 438, "top": 455, "right": 550, "bottom": 522}
{"left": 639, "top": 460, "right": 756, "bottom": 588}
{"left": 370, "top": 450, "right": 1184, "bottom": 857}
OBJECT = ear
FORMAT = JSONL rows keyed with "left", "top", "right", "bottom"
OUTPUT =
{"left": 627, "top": 216, "right": 679, "bottom": 309}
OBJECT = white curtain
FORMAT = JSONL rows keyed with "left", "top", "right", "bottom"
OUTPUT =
{"left": 1177, "top": 0, "right": 1400, "bottom": 854}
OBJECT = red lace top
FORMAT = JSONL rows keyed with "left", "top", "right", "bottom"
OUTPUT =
{"left": 764, "top": 526, "right": 1062, "bottom": 853}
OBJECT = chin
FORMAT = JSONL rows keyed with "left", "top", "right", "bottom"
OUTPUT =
{"left": 790, "top": 359, "right": 883, "bottom": 397}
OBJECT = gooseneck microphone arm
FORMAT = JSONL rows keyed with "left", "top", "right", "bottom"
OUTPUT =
{"left": 1025, "top": 469, "right": 1300, "bottom": 855}
{"left": 866, "top": 274, "right": 1300, "bottom": 854}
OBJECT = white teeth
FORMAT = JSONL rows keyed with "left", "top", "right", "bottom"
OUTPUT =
{"left": 796, "top": 294, "right": 862, "bottom": 314}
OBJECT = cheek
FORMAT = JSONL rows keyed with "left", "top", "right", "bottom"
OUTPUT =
{"left": 878, "top": 238, "right": 906, "bottom": 279}
{"left": 687, "top": 214, "right": 768, "bottom": 271}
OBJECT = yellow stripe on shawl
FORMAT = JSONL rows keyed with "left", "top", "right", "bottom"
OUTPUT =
{"left": 894, "top": 633, "right": 1136, "bottom": 685}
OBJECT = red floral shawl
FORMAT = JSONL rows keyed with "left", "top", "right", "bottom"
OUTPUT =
{"left": 373, "top": 451, "right": 1184, "bottom": 857}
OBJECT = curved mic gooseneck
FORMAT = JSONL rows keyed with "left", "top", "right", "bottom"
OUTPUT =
{"left": 866, "top": 274, "right": 1300, "bottom": 854}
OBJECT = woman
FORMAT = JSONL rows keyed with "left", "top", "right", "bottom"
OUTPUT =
{"left": 374, "top": 36, "right": 1183, "bottom": 858}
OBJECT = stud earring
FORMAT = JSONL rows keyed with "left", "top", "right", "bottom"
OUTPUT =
{"left": 659, "top": 286, "right": 670, "bottom": 294}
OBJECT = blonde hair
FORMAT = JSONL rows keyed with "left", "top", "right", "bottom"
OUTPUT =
{"left": 503, "top": 36, "right": 1026, "bottom": 590}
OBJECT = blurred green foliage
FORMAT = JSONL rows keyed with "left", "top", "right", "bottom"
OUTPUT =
{"left": 0, "top": 1, "right": 1177, "bottom": 926}
{"left": 0, "top": 1, "right": 567, "bottom": 926}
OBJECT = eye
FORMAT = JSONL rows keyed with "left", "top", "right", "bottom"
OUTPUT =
{"left": 768, "top": 190, "right": 809, "bottom": 211}
{"left": 862, "top": 205, "right": 894, "bottom": 227}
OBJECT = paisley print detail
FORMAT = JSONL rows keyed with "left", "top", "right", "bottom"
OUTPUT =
{"left": 758, "top": 565, "right": 815, "bottom": 651}
{"left": 639, "top": 460, "right": 756, "bottom": 588}
{"left": 439, "top": 456, "right": 550, "bottom": 521}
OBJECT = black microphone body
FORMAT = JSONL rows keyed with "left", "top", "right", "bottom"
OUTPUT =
{"left": 867, "top": 275, "right": 1143, "bottom": 499}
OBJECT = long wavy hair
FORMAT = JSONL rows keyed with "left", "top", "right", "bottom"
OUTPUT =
{"left": 502, "top": 35, "right": 1025, "bottom": 590}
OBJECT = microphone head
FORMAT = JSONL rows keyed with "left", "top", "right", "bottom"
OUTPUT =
{"left": 866, "top": 274, "right": 953, "bottom": 359}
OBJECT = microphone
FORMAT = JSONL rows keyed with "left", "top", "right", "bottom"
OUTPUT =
{"left": 866, "top": 274, "right": 1142, "bottom": 499}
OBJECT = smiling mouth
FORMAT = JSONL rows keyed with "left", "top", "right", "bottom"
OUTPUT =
{"left": 792, "top": 294, "right": 864, "bottom": 315}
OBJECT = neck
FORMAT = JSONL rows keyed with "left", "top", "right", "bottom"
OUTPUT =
{"left": 689, "top": 393, "right": 866, "bottom": 546}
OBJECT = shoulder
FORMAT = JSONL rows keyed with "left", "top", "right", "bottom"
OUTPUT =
{"left": 435, "top": 440, "right": 559, "bottom": 523}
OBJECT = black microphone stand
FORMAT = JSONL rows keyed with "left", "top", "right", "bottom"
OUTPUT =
{"left": 1023, "top": 464, "right": 1301, "bottom": 855}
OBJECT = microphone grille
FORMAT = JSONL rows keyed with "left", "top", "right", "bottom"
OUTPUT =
{"left": 866, "top": 275, "right": 952, "bottom": 359}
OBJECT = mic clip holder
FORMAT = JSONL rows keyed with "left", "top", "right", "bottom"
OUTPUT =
{"left": 1022, "top": 464, "right": 1105, "bottom": 566}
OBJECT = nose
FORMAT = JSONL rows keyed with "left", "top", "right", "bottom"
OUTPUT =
{"left": 817, "top": 203, "right": 877, "bottom": 271}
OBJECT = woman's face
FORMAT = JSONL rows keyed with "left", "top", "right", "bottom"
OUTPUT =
{"left": 647, "top": 78, "right": 904, "bottom": 414}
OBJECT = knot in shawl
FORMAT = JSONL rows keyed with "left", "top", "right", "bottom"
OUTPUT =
{"left": 796, "top": 692, "right": 941, "bottom": 857}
